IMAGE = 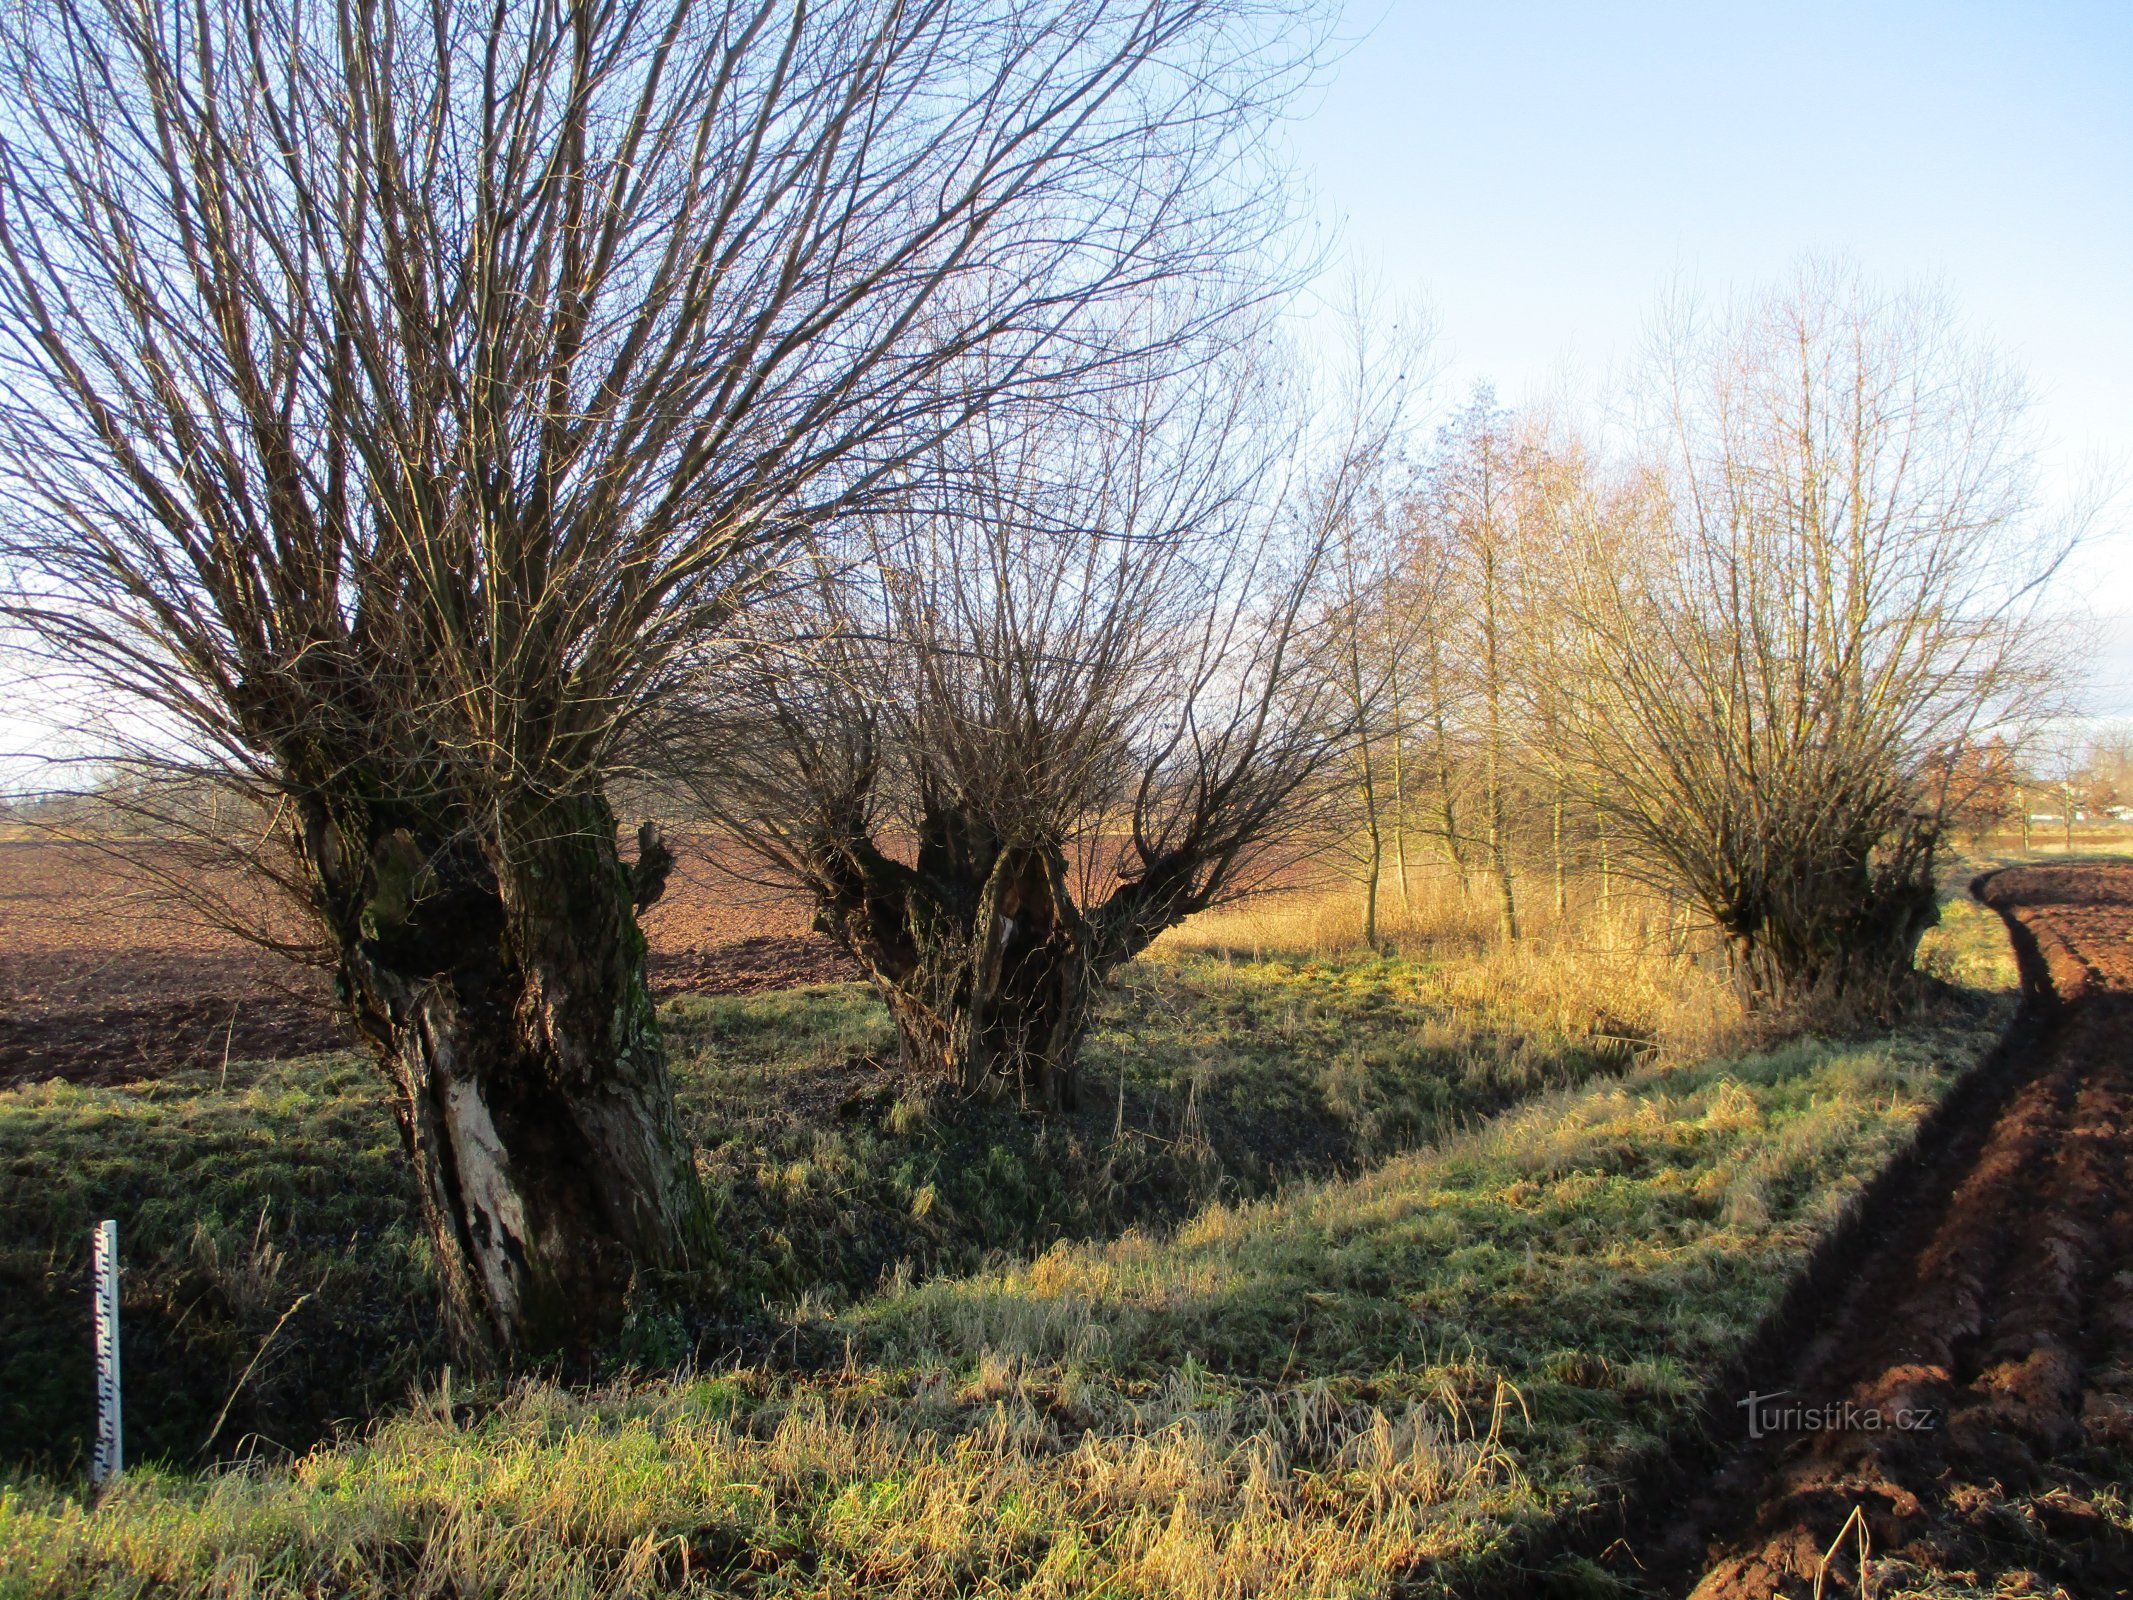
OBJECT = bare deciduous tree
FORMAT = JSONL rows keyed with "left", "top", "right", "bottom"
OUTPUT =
{"left": 1322, "top": 509, "right": 1404, "bottom": 948}
{"left": 1418, "top": 388, "right": 1528, "bottom": 941}
{"left": 0, "top": 0, "right": 1316, "bottom": 1359}
{"left": 1546, "top": 268, "right": 2063, "bottom": 1009}
{"left": 683, "top": 351, "right": 1380, "bottom": 1109}
{"left": 1402, "top": 519, "right": 1475, "bottom": 894}
{"left": 1310, "top": 319, "right": 1428, "bottom": 948}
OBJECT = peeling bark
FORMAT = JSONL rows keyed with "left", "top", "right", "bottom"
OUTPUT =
{"left": 301, "top": 790, "right": 708, "bottom": 1365}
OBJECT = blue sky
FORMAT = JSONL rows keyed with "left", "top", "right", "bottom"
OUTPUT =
{"left": 1285, "top": 1, "right": 2132, "bottom": 714}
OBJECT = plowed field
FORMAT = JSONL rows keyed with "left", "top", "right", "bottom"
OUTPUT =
{"left": 1651, "top": 863, "right": 2133, "bottom": 1599}
{"left": 0, "top": 839, "right": 851, "bottom": 1089}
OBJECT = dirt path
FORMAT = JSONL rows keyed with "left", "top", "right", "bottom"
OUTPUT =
{"left": 1639, "top": 863, "right": 2133, "bottom": 1599}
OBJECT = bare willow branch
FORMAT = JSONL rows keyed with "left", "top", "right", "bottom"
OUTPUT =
{"left": 672, "top": 337, "right": 1387, "bottom": 1107}
{"left": 0, "top": 0, "right": 1324, "bottom": 1357}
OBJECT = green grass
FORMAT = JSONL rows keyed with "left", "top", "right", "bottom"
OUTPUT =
{"left": 0, "top": 956, "right": 1637, "bottom": 1476}
{"left": 676, "top": 959, "right": 1645, "bottom": 1319}
{"left": 0, "top": 972, "right": 2014, "bottom": 1596}
{"left": 1915, "top": 890, "right": 2023, "bottom": 995}
{"left": 0, "top": 1055, "right": 433, "bottom": 1474}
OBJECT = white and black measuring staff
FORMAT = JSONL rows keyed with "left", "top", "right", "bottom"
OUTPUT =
{"left": 91, "top": 1218, "right": 121, "bottom": 1485}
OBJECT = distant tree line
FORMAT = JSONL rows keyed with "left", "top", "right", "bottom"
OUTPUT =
{"left": 1315, "top": 269, "right": 2067, "bottom": 1010}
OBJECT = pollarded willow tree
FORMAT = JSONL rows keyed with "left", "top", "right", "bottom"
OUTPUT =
{"left": 0, "top": 0, "right": 1320, "bottom": 1360}
{"left": 681, "top": 351, "right": 1392, "bottom": 1109}
{"left": 1544, "top": 268, "right": 2064, "bottom": 1010}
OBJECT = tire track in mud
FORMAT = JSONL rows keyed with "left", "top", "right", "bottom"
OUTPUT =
{"left": 1626, "top": 863, "right": 2133, "bottom": 1600}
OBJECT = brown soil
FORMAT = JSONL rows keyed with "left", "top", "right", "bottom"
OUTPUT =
{"left": 647, "top": 936, "right": 860, "bottom": 999}
{"left": 1641, "top": 862, "right": 2133, "bottom": 1600}
{"left": 0, "top": 838, "right": 852, "bottom": 1091}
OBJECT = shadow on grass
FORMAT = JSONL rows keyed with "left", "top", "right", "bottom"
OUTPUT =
{"left": 1, "top": 955, "right": 1637, "bottom": 1475}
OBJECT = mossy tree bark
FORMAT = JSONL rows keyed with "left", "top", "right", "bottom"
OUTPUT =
{"left": 293, "top": 784, "right": 706, "bottom": 1366}
{"left": 800, "top": 802, "right": 1232, "bottom": 1113}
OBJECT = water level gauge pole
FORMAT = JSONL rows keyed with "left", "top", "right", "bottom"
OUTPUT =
{"left": 91, "top": 1218, "right": 121, "bottom": 1486}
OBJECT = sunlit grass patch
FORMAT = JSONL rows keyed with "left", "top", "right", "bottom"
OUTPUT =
{"left": 661, "top": 956, "right": 1645, "bottom": 1318}
{"left": 0, "top": 1363, "right": 1538, "bottom": 1600}
{"left": 0, "top": 978, "right": 2012, "bottom": 1598}
{"left": 867, "top": 1010, "right": 1994, "bottom": 1415}
{"left": 1157, "top": 876, "right": 1740, "bottom": 1061}
{"left": 1915, "top": 892, "right": 2022, "bottom": 994}
{"left": 0, "top": 948, "right": 1643, "bottom": 1474}
{"left": 0, "top": 875, "right": 2021, "bottom": 1596}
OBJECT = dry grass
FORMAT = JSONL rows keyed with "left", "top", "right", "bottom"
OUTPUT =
{"left": 0, "top": 949, "right": 1643, "bottom": 1471}
{"left": 1, "top": 1367, "right": 1532, "bottom": 1600}
{"left": 1157, "top": 873, "right": 1741, "bottom": 1061}
{"left": 0, "top": 988, "right": 2016, "bottom": 1597}
{"left": 0, "top": 862, "right": 2028, "bottom": 1598}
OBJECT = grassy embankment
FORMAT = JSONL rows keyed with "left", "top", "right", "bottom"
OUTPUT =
{"left": 0, "top": 886, "right": 2018, "bottom": 1597}
{"left": 0, "top": 896, "right": 1678, "bottom": 1470}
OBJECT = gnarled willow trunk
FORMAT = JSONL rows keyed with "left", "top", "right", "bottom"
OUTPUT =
{"left": 298, "top": 791, "right": 707, "bottom": 1365}
{"left": 809, "top": 815, "right": 1094, "bottom": 1111}
{"left": 1714, "top": 817, "right": 1944, "bottom": 1013}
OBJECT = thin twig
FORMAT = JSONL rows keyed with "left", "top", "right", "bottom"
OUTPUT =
{"left": 216, "top": 1004, "right": 239, "bottom": 1091}
{"left": 1811, "top": 1503, "right": 1872, "bottom": 1600}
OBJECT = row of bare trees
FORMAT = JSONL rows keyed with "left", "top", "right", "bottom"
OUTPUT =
{"left": 0, "top": 0, "right": 1337, "bottom": 1363}
{"left": 2014, "top": 725, "right": 2133, "bottom": 850}
{"left": 1320, "top": 268, "right": 2066, "bottom": 1009}
{"left": 0, "top": 0, "right": 2066, "bottom": 1372}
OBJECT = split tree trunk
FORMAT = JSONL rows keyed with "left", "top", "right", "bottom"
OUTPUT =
{"left": 299, "top": 793, "right": 708, "bottom": 1365}
{"left": 794, "top": 791, "right": 1256, "bottom": 1114}
{"left": 808, "top": 817, "right": 1094, "bottom": 1111}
